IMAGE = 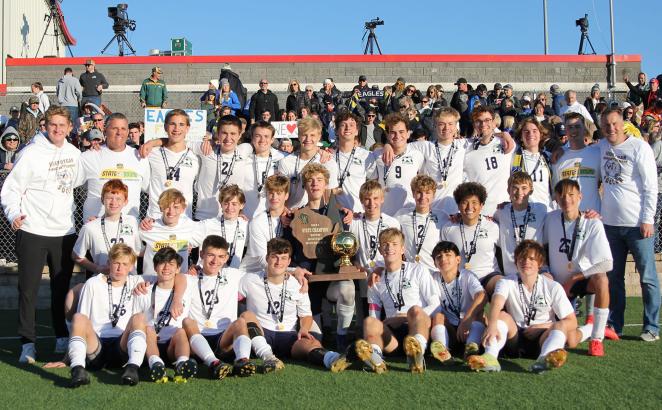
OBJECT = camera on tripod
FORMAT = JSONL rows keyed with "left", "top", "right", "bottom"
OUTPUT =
{"left": 364, "top": 18, "right": 384, "bottom": 30}
{"left": 108, "top": 3, "right": 136, "bottom": 34}
{"left": 575, "top": 14, "right": 589, "bottom": 33}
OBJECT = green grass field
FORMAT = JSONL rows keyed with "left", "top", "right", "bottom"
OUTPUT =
{"left": 0, "top": 298, "right": 660, "bottom": 409}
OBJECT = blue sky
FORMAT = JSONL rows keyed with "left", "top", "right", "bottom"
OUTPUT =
{"left": 60, "top": 0, "right": 661, "bottom": 74}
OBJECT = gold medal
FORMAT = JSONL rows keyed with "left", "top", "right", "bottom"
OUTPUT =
{"left": 464, "top": 263, "right": 471, "bottom": 270}
{"left": 440, "top": 181, "right": 447, "bottom": 188}
{"left": 277, "top": 323, "right": 285, "bottom": 331}
{"left": 204, "top": 320, "right": 213, "bottom": 328}
{"left": 415, "top": 255, "right": 421, "bottom": 262}
{"left": 165, "top": 180, "right": 173, "bottom": 187}
{"left": 369, "top": 260, "right": 376, "bottom": 268}
{"left": 567, "top": 262, "right": 572, "bottom": 271}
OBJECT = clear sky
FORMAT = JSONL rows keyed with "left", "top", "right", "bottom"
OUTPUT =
{"left": 59, "top": 0, "right": 661, "bottom": 75}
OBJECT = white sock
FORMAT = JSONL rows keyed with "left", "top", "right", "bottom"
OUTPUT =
{"left": 175, "top": 355, "right": 188, "bottom": 365}
{"left": 190, "top": 334, "right": 217, "bottom": 366}
{"left": 592, "top": 307, "right": 609, "bottom": 341}
{"left": 467, "top": 321, "right": 486, "bottom": 345}
{"left": 539, "top": 329, "right": 566, "bottom": 358}
{"left": 336, "top": 303, "right": 355, "bottom": 334}
{"left": 233, "top": 335, "right": 252, "bottom": 361}
{"left": 370, "top": 344, "right": 384, "bottom": 364}
{"left": 414, "top": 333, "right": 428, "bottom": 352}
{"left": 579, "top": 324, "right": 593, "bottom": 343}
{"left": 251, "top": 335, "right": 274, "bottom": 359}
{"left": 68, "top": 336, "right": 87, "bottom": 368}
{"left": 127, "top": 330, "right": 147, "bottom": 366}
{"left": 484, "top": 320, "right": 508, "bottom": 358}
{"left": 430, "top": 324, "right": 448, "bottom": 346}
{"left": 371, "top": 343, "right": 383, "bottom": 356}
{"left": 585, "top": 295, "right": 595, "bottom": 316}
{"left": 148, "top": 355, "right": 164, "bottom": 368}
{"left": 323, "top": 351, "right": 341, "bottom": 369}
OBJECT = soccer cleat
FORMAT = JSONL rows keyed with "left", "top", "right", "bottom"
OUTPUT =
{"left": 19, "top": 343, "right": 36, "bottom": 364}
{"left": 467, "top": 353, "right": 501, "bottom": 372}
{"left": 463, "top": 342, "right": 480, "bottom": 360}
{"left": 121, "top": 364, "right": 140, "bottom": 386}
{"left": 210, "top": 360, "right": 233, "bottom": 380}
{"left": 530, "top": 349, "right": 568, "bottom": 373}
{"left": 261, "top": 356, "right": 285, "bottom": 374}
{"left": 403, "top": 335, "right": 426, "bottom": 374}
{"left": 54, "top": 337, "right": 69, "bottom": 354}
{"left": 640, "top": 331, "right": 660, "bottom": 342}
{"left": 604, "top": 326, "right": 620, "bottom": 341}
{"left": 352, "top": 339, "right": 387, "bottom": 374}
{"left": 174, "top": 358, "right": 198, "bottom": 382}
{"left": 430, "top": 341, "right": 452, "bottom": 364}
{"left": 149, "top": 362, "right": 168, "bottom": 383}
{"left": 232, "top": 358, "right": 257, "bottom": 377}
{"left": 585, "top": 314, "right": 594, "bottom": 325}
{"left": 588, "top": 339, "right": 604, "bottom": 357}
{"left": 329, "top": 354, "right": 351, "bottom": 373}
{"left": 70, "top": 365, "right": 90, "bottom": 388}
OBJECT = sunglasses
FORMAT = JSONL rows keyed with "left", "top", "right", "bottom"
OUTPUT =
{"left": 4, "top": 137, "right": 19, "bottom": 141}
{"left": 93, "top": 118, "right": 104, "bottom": 122}
{"left": 367, "top": 114, "right": 376, "bottom": 118}
{"left": 422, "top": 100, "right": 429, "bottom": 103}
{"left": 260, "top": 82, "right": 268, "bottom": 85}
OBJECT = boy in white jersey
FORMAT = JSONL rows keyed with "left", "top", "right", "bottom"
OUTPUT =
{"left": 73, "top": 179, "right": 141, "bottom": 275}
{"left": 146, "top": 109, "right": 200, "bottom": 218}
{"left": 68, "top": 244, "right": 146, "bottom": 387}
{"left": 239, "top": 238, "right": 350, "bottom": 373}
{"left": 493, "top": 172, "right": 547, "bottom": 276}
{"left": 366, "top": 113, "right": 424, "bottom": 216}
{"left": 277, "top": 117, "right": 338, "bottom": 209}
{"left": 333, "top": 112, "right": 371, "bottom": 212}
{"left": 544, "top": 179, "right": 617, "bottom": 356}
{"left": 133, "top": 248, "right": 197, "bottom": 382}
{"left": 428, "top": 241, "right": 486, "bottom": 363}
{"left": 396, "top": 175, "right": 449, "bottom": 270}
{"left": 510, "top": 118, "right": 553, "bottom": 209}
{"left": 180, "top": 235, "right": 255, "bottom": 379}
{"left": 467, "top": 240, "right": 582, "bottom": 373}
{"left": 351, "top": 228, "right": 439, "bottom": 374}
{"left": 441, "top": 182, "right": 501, "bottom": 295}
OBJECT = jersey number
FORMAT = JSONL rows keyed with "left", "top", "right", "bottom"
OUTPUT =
{"left": 112, "top": 304, "right": 126, "bottom": 317}
{"left": 416, "top": 224, "right": 425, "bottom": 239}
{"left": 484, "top": 157, "right": 498, "bottom": 170}
{"left": 167, "top": 167, "right": 181, "bottom": 181}
{"left": 531, "top": 169, "right": 544, "bottom": 182}
{"left": 221, "top": 162, "right": 232, "bottom": 175}
{"left": 267, "top": 301, "right": 281, "bottom": 314}
{"left": 204, "top": 290, "right": 219, "bottom": 306}
{"left": 110, "top": 238, "right": 125, "bottom": 245}
{"left": 394, "top": 165, "right": 402, "bottom": 179}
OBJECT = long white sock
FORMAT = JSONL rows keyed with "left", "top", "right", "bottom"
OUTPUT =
{"left": 430, "top": 324, "right": 448, "bottom": 346}
{"left": 323, "top": 351, "right": 341, "bottom": 369}
{"left": 484, "top": 320, "right": 508, "bottom": 358}
{"left": 336, "top": 303, "right": 355, "bottom": 334}
{"left": 579, "top": 324, "right": 593, "bottom": 343}
{"left": 539, "top": 329, "right": 566, "bottom": 358}
{"left": 68, "top": 336, "right": 87, "bottom": 368}
{"left": 414, "top": 333, "right": 428, "bottom": 352}
{"left": 127, "top": 330, "right": 147, "bottom": 366}
{"left": 592, "top": 307, "right": 609, "bottom": 340}
{"left": 251, "top": 335, "right": 274, "bottom": 359}
{"left": 467, "top": 321, "right": 486, "bottom": 345}
{"left": 190, "top": 334, "right": 217, "bottom": 366}
{"left": 585, "top": 295, "right": 595, "bottom": 316}
{"left": 148, "top": 355, "right": 164, "bottom": 368}
{"left": 233, "top": 335, "right": 252, "bottom": 361}
{"left": 370, "top": 343, "right": 385, "bottom": 364}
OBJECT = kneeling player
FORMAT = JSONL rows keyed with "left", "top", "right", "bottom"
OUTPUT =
{"left": 68, "top": 244, "right": 146, "bottom": 387}
{"left": 352, "top": 228, "right": 440, "bottom": 374}
{"left": 239, "top": 238, "right": 349, "bottom": 372}
{"left": 467, "top": 240, "right": 582, "bottom": 373}
{"left": 429, "top": 241, "right": 487, "bottom": 362}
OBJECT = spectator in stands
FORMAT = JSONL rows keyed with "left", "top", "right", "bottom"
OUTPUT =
{"left": 218, "top": 78, "right": 241, "bottom": 115}
{"left": 261, "top": 109, "right": 272, "bottom": 123}
{"left": 550, "top": 84, "right": 566, "bottom": 116}
{"left": 450, "top": 77, "right": 471, "bottom": 135}
{"left": 425, "top": 85, "right": 440, "bottom": 105}
{"left": 279, "top": 138, "right": 294, "bottom": 154}
{"left": 56, "top": 67, "right": 82, "bottom": 128}
{"left": 359, "top": 108, "right": 384, "bottom": 149}
{"left": 303, "top": 85, "right": 319, "bottom": 114}
{"left": 499, "top": 84, "right": 520, "bottom": 113}
{"left": 318, "top": 78, "right": 342, "bottom": 107}
{"left": 201, "top": 91, "right": 218, "bottom": 129}
{"left": 560, "top": 90, "right": 594, "bottom": 123}
{"left": 625, "top": 72, "right": 649, "bottom": 107}
{"left": 286, "top": 79, "right": 306, "bottom": 114}
{"left": 38, "top": 118, "right": 47, "bottom": 135}
{"left": 287, "top": 110, "right": 298, "bottom": 121}
{"left": 79, "top": 59, "right": 109, "bottom": 107}
{"left": 81, "top": 128, "right": 104, "bottom": 152}
{"left": 18, "top": 96, "right": 42, "bottom": 143}
{"left": 487, "top": 83, "right": 504, "bottom": 108}
{"left": 0, "top": 126, "right": 23, "bottom": 170}
{"left": 31, "top": 82, "right": 50, "bottom": 114}
{"left": 128, "top": 122, "right": 141, "bottom": 147}
{"left": 401, "top": 85, "right": 421, "bottom": 106}
{"left": 532, "top": 99, "right": 548, "bottom": 124}
{"left": 623, "top": 103, "right": 639, "bottom": 127}
{"left": 249, "top": 78, "right": 279, "bottom": 124}
{"left": 536, "top": 92, "right": 555, "bottom": 116}
{"left": 140, "top": 66, "right": 168, "bottom": 109}
{"left": 355, "top": 75, "right": 370, "bottom": 94}
{"left": 584, "top": 84, "right": 606, "bottom": 124}
{"left": 6, "top": 106, "right": 20, "bottom": 130}
{"left": 199, "top": 79, "right": 220, "bottom": 102}
{"left": 277, "top": 109, "right": 287, "bottom": 121}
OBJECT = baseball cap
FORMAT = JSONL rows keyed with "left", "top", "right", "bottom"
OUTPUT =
{"left": 359, "top": 75, "right": 367, "bottom": 82}
{"left": 209, "top": 79, "right": 219, "bottom": 88}
{"left": 503, "top": 84, "right": 513, "bottom": 90}
{"left": 84, "top": 59, "right": 95, "bottom": 65}
{"left": 591, "top": 83, "right": 600, "bottom": 92}
{"left": 550, "top": 84, "right": 561, "bottom": 94}
{"left": 152, "top": 66, "right": 163, "bottom": 74}
{"left": 9, "top": 106, "right": 19, "bottom": 113}
{"left": 555, "top": 123, "right": 566, "bottom": 137}
{"left": 323, "top": 78, "right": 333, "bottom": 85}
{"left": 454, "top": 77, "right": 468, "bottom": 85}
{"left": 85, "top": 128, "right": 104, "bottom": 141}
{"left": 28, "top": 96, "right": 39, "bottom": 104}
{"left": 651, "top": 78, "right": 659, "bottom": 84}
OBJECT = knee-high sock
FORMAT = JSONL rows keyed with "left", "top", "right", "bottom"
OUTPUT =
{"left": 414, "top": 333, "right": 428, "bottom": 352}
{"left": 233, "top": 335, "right": 252, "bottom": 361}
{"left": 190, "top": 334, "right": 217, "bottom": 366}
{"left": 484, "top": 320, "right": 508, "bottom": 358}
{"left": 539, "top": 329, "right": 566, "bottom": 358}
{"left": 68, "top": 336, "right": 86, "bottom": 368}
{"left": 467, "top": 321, "right": 486, "bottom": 346}
{"left": 430, "top": 324, "right": 448, "bottom": 346}
{"left": 591, "top": 307, "right": 609, "bottom": 340}
{"left": 336, "top": 303, "right": 355, "bottom": 335}
{"left": 251, "top": 335, "right": 274, "bottom": 359}
{"left": 578, "top": 324, "right": 593, "bottom": 343}
{"left": 127, "top": 330, "right": 147, "bottom": 366}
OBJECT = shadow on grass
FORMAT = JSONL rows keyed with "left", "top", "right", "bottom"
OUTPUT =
{"left": 2, "top": 353, "right": 70, "bottom": 388}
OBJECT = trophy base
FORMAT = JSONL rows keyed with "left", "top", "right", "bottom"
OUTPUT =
{"left": 307, "top": 267, "right": 366, "bottom": 282}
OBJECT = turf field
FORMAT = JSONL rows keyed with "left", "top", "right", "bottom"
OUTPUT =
{"left": 0, "top": 298, "right": 660, "bottom": 409}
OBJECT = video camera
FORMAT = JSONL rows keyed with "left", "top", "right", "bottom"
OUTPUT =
{"left": 108, "top": 3, "right": 136, "bottom": 34}
{"left": 575, "top": 14, "right": 589, "bottom": 33}
{"left": 365, "top": 18, "right": 384, "bottom": 30}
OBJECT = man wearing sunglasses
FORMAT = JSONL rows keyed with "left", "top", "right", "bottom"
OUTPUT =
{"left": 359, "top": 108, "right": 385, "bottom": 149}
{"left": 0, "top": 126, "right": 23, "bottom": 171}
{"left": 249, "top": 79, "right": 279, "bottom": 124}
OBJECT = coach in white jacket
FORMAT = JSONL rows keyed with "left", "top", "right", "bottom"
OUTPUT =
{"left": 1, "top": 106, "right": 82, "bottom": 363}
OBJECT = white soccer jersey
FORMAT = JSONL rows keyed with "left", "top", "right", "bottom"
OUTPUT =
{"left": 348, "top": 213, "right": 400, "bottom": 270}
{"left": 513, "top": 149, "right": 553, "bottom": 210}
{"left": 543, "top": 210, "right": 613, "bottom": 284}
{"left": 367, "top": 146, "right": 425, "bottom": 216}
{"left": 367, "top": 262, "right": 440, "bottom": 319}
{"left": 552, "top": 145, "right": 602, "bottom": 212}
{"left": 186, "top": 268, "right": 244, "bottom": 335}
{"left": 431, "top": 269, "right": 484, "bottom": 326}
{"left": 241, "top": 148, "right": 284, "bottom": 219}
{"left": 139, "top": 217, "right": 204, "bottom": 275}
{"left": 463, "top": 137, "right": 513, "bottom": 215}
{"left": 440, "top": 218, "right": 500, "bottom": 279}
{"left": 494, "top": 275, "right": 575, "bottom": 329}
{"left": 77, "top": 274, "right": 144, "bottom": 338}
{"left": 396, "top": 208, "right": 449, "bottom": 270}
{"left": 195, "top": 216, "right": 248, "bottom": 268}
{"left": 334, "top": 147, "right": 371, "bottom": 213}
{"left": 494, "top": 203, "right": 547, "bottom": 276}
{"left": 277, "top": 152, "right": 339, "bottom": 209}
{"left": 239, "top": 272, "right": 312, "bottom": 332}
{"left": 78, "top": 146, "right": 151, "bottom": 220}
{"left": 191, "top": 144, "right": 249, "bottom": 220}
{"left": 147, "top": 147, "right": 200, "bottom": 218}
{"left": 132, "top": 275, "right": 193, "bottom": 342}
{"left": 240, "top": 212, "right": 285, "bottom": 274}
{"left": 73, "top": 214, "right": 142, "bottom": 274}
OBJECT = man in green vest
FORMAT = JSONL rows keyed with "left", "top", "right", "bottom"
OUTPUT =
{"left": 140, "top": 67, "right": 168, "bottom": 108}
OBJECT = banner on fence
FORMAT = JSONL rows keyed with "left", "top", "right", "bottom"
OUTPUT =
{"left": 272, "top": 121, "right": 299, "bottom": 139}
{"left": 144, "top": 109, "right": 207, "bottom": 142}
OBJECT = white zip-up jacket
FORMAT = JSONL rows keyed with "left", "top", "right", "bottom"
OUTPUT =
{"left": 1, "top": 133, "right": 81, "bottom": 236}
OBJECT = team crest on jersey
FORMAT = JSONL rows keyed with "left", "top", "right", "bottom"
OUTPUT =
{"left": 401, "top": 156, "right": 413, "bottom": 164}
{"left": 477, "top": 228, "right": 489, "bottom": 238}
{"left": 218, "top": 275, "right": 229, "bottom": 286}
{"left": 532, "top": 294, "right": 548, "bottom": 309}
{"left": 237, "top": 230, "right": 246, "bottom": 240}
{"left": 181, "top": 157, "right": 194, "bottom": 167}
{"left": 352, "top": 157, "right": 364, "bottom": 165}
{"left": 603, "top": 152, "right": 625, "bottom": 184}
{"left": 492, "top": 145, "right": 504, "bottom": 154}
{"left": 402, "top": 278, "right": 413, "bottom": 289}
{"left": 119, "top": 224, "right": 134, "bottom": 235}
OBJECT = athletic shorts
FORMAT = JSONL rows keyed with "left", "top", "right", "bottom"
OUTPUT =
{"left": 201, "top": 332, "right": 236, "bottom": 362}
{"left": 479, "top": 272, "right": 502, "bottom": 289}
{"left": 157, "top": 340, "right": 170, "bottom": 361}
{"left": 384, "top": 321, "right": 409, "bottom": 356}
{"left": 569, "top": 278, "right": 592, "bottom": 299}
{"left": 503, "top": 327, "right": 542, "bottom": 359}
{"left": 87, "top": 336, "right": 127, "bottom": 371}
{"left": 263, "top": 329, "right": 323, "bottom": 358}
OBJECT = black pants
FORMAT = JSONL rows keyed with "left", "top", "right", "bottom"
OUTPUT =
{"left": 16, "top": 230, "right": 76, "bottom": 344}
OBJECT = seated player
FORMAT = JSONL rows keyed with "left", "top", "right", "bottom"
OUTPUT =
{"left": 429, "top": 241, "right": 487, "bottom": 363}
{"left": 132, "top": 247, "right": 197, "bottom": 383}
{"left": 180, "top": 235, "right": 255, "bottom": 379}
{"left": 73, "top": 179, "right": 141, "bottom": 275}
{"left": 351, "top": 228, "right": 440, "bottom": 374}
{"left": 467, "top": 240, "right": 582, "bottom": 373}
{"left": 441, "top": 182, "right": 502, "bottom": 295}
{"left": 67, "top": 244, "right": 146, "bottom": 387}
{"left": 544, "top": 179, "right": 616, "bottom": 356}
{"left": 239, "top": 238, "right": 350, "bottom": 372}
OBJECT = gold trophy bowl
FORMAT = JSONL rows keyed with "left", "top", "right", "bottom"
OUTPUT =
{"left": 331, "top": 231, "right": 359, "bottom": 267}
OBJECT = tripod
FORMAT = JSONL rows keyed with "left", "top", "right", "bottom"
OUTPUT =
{"left": 35, "top": 3, "right": 74, "bottom": 57}
{"left": 100, "top": 32, "right": 136, "bottom": 56}
{"left": 578, "top": 29, "right": 596, "bottom": 55}
{"left": 363, "top": 28, "right": 382, "bottom": 55}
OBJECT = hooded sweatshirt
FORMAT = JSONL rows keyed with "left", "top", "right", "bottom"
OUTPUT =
{"left": 1, "top": 133, "right": 81, "bottom": 236}
{"left": 0, "top": 126, "right": 23, "bottom": 164}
